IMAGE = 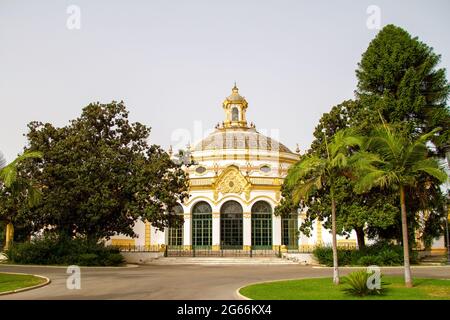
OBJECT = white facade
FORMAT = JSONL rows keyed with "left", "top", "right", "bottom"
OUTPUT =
{"left": 110, "top": 85, "right": 358, "bottom": 251}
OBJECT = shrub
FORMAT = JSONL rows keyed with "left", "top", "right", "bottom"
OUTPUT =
{"left": 377, "top": 249, "right": 402, "bottom": 266}
{"left": 6, "top": 236, "right": 124, "bottom": 266}
{"left": 342, "top": 270, "right": 385, "bottom": 296}
{"left": 313, "top": 242, "right": 416, "bottom": 266}
{"left": 357, "top": 255, "right": 382, "bottom": 266}
{"left": 313, "top": 246, "right": 354, "bottom": 266}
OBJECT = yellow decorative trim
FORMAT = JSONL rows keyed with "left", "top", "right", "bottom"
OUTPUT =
{"left": 337, "top": 240, "right": 357, "bottom": 249}
{"left": 183, "top": 245, "right": 192, "bottom": 251}
{"left": 212, "top": 245, "right": 221, "bottom": 251}
{"left": 4, "top": 222, "right": 14, "bottom": 250}
{"left": 184, "top": 194, "right": 279, "bottom": 207}
{"left": 275, "top": 190, "right": 281, "bottom": 202}
{"left": 243, "top": 245, "right": 252, "bottom": 251}
{"left": 280, "top": 245, "right": 288, "bottom": 253}
{"left": 111, "top": 239, "right": 135, "bottom": 247}
{"left": 316, "top": 220, "right": 323, "bottom": 246}
{"left": 189, "top": 184, "right": 282, "bottom": 192}
{"left": 430, "top": 248, "right": 447, "bottom": 253}
{"left": 299, "top": 244, "right": 317, "bottom": 251}
{"left": 145, "top": 221, "right": 151, "bottom": 248}
{"left": 212, "top": 212, "right": 220, "bottom": 218}
{"left": 243, "top": 213, "right": 251, "bottom": 219}
{"left": 214, "top": 165, "right": 251, "bottom": 195}
{"left": 190, "top": 154, "right": 299, "bottom": 164}
{"left": 272, "top": 245, "right": 281, "bottom": 251}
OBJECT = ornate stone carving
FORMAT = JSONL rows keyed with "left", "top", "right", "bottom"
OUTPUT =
{"left": 214, "top": 166, "right": 250, "bottom": 195}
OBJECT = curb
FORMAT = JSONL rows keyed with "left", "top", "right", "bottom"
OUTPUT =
{"left": 0, "top": 263, "right": 139, "bottom": 269}
{"left": 234, "top": 285, "right": 252, "bottom": 300}
{"left": 312, "top": 265, "right": 450, "bottom": 269}
{"left": 0, "top": 272, "right": 51, "bottom": 296}
{"left": 234, "top": 276, "right": 324, "bottom": 300}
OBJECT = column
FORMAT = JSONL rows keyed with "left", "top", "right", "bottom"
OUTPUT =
{"left": 315, "top": 219, "right": 324, "bottom": 246}
{"left": 212, "top": 212, "right": 221, "bottom": 251}
{"left": 243, "top": 212, "right": 252, "bottom": 250}
{"left": 183, "top": 213, "right": 191, "bottom": 250}
{"left": 272, "top": 214, "right": 282, "bottom": 251}
{"left": 144, "top": 221, "right": 151, "bottom": 249}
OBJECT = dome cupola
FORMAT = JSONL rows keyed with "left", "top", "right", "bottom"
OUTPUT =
{"left": 222, "top": 83, "right": 248, "bottom": 128}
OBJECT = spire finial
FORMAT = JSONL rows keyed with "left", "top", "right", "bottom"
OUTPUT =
{"left": 232, "top": 81, "right": 238, "bottom": 92}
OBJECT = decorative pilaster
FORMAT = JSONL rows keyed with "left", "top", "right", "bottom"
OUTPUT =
{"left": 183, "top": 213, "right": 191, "bottom": 248}
{"left": 316, "top": 219, "right": 324, "bottom": 246}
{"left": 243, "top": 212, "right": 252, "bottom": 250}
{"left": 272, "top": 214, "right": 281, "bottom": 249}
{"left": 145, "top": 221, "right": 151, "bottom": 249}
{"left": 212, "top": 212, "right": 221, "bottom": 250}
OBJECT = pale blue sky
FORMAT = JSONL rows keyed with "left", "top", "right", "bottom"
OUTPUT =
{"left": 1, "top": 0, "right": 449, "bottom": 161}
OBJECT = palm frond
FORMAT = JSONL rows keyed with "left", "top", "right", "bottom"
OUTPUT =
{"left": 27, "top": 185, "right": 43, "bottom": 207}
{"left": 412, "top": 158, "right": 448, "bottom": 183}
{"left": 403, "top": 128, "right": 441, "bottom": 168}
{"left": 285, "top": 155, "right": 325, "bottom": 188}
{"left": 354, "top": 169, "right": 398, "bottom": 193}
{"left": 366, "top": 125, "right": 403, "bottom": 162}
{"left": 291, "top": 176, "right": 322, "bottom": 203}
{"left": 0, "top": 150, "right": 43, "bottom": 188}
{"left": 0, "top": 165, "right": 18, "bottom": 188}
{"left": 329, "top": 128, "right": 364, "bottom": 158}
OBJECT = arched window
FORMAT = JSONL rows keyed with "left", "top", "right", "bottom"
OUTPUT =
{"left": 168, "top": 204, "right": 184, "bottom": 246}
{"left": 232, "top": 107, "right": 239, "bottom": 121}
{"left": 220, "top": 200, "right": 243, "bottom": 249}
{"left": 251, "top": 201, "right": 272, "bottom": 249}
{"left": 282, "top": 213, "right": 298, "bottom": 249}
{"left": 192, "top": 201, "right": 212, "bottom": 248}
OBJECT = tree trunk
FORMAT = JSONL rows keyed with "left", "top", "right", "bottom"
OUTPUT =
{"left": 355, "top": 226, "right": 365, "bottom": 249}
{"left": 331, "top": 197, "right": 340, "bottom": 285}
{"left": 400, "top": 186, "right": 413, "bottom": 288}
{"left": 4, "top": 222, "right": 14, "bottom": 251}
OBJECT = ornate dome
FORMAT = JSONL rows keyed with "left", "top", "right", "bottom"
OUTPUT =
{"left": 225, "top": 84, "right": 247, "bottom": 103}
{"left": 193, "top": 127, "right": 293, "bottom": 153}
{"left": 192, "top": 84, "right": 295, "bottom": 155}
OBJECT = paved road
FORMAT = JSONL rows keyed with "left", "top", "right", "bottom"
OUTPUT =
{"left": 1, "top": 264, "right": 449, "bottom": 300}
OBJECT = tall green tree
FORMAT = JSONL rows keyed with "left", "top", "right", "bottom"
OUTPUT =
{"left": 0, "top": 151, "right": 43, "bottom": 249}
{"left": 20, "top": 101, "right": 189, "bottom": 240}
{"left": 298, "top": 100, "right": 400, "bottom": 246}
{"left": 353, "top": 124, "right": 448, "bottom": 287}
{"left": 284, "top": 129, "right": 363, "bottom": 285}
{"left": 356, "top": 24, "right": 450, "bottom": 157}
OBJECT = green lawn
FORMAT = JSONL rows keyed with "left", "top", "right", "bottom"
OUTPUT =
{"left": 240, "top": 276, "right": 450, "bottom": 300}
{"left": 0, "top": 273, "right": 46, "bottom": 293}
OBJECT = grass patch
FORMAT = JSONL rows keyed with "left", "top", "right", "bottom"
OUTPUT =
{"left": 0, "top": 273, "right": 46, "bottom": 293}
{"left": 239, "top": 276, "right": 450, "bottom": 300}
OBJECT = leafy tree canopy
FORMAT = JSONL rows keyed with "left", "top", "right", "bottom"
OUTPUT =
{"left": 19, "top": 101, "right": 189, "bottom": 240}
{"left": 356, "top": 24, "right": 450, "bottom": 154}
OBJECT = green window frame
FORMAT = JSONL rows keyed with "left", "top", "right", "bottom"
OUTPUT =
{"left": 251, "top": 201, "right": 272, "bottom": 249}
{"left": 282, "top": 213, "right": 299, "bottom": 249}
{"left": 168, "top": 204, "right": 184, "bottom": 246}
{"left": 192, "top": 201, "right": 212, "bottom": 248}
{"left": 220, "top": 200, "right": 243, "bottom": 249}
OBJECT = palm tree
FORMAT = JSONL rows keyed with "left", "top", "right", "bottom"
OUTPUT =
{"left": 352, "top": 124, "right": 448, "bottom": 287}
{"left": 0, "top": 151, "right": 43, "bottom": 250}
{"left": 285, "top": 129, "right": 363, "bottom": 285}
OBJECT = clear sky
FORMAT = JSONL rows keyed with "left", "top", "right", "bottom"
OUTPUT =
{"left": 0, "top": 0, "right": 449, "bottom": 162}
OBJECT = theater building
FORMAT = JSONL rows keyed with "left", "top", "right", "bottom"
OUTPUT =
{"left": 110, "top": 85, "right": 357, "bottom": 252}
